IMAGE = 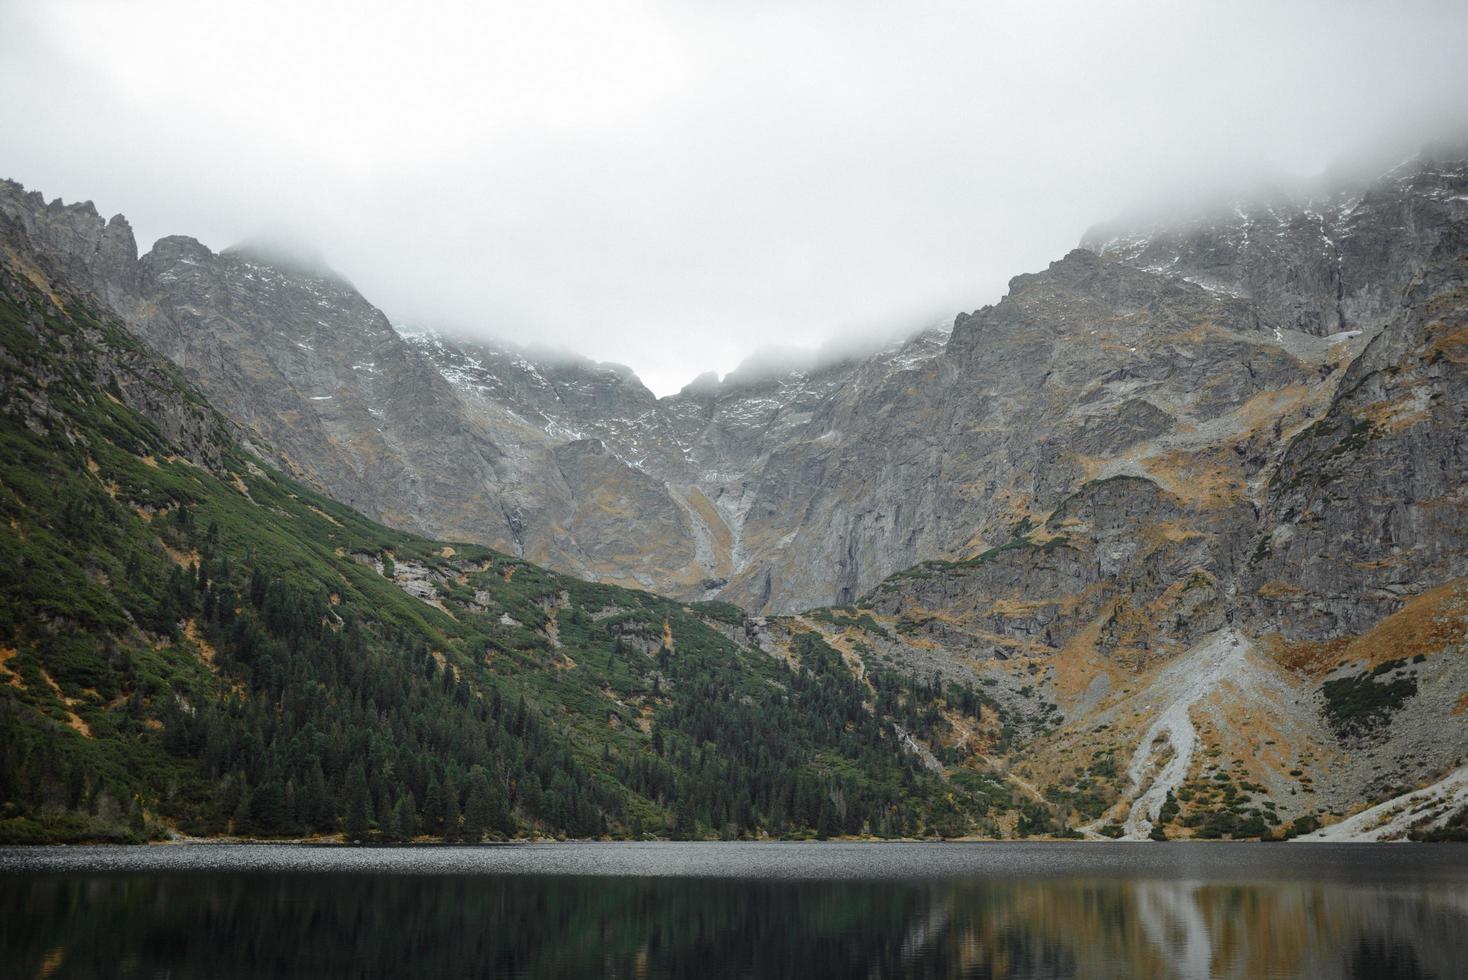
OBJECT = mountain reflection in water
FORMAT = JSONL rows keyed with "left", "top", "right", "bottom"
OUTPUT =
{"left": 2, "top": 843, "right": 1465, "bottom": 979}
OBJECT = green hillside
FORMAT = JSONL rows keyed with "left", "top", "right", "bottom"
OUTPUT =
{"left": 0, "top": 255, "right": 1005, "bottom": 843}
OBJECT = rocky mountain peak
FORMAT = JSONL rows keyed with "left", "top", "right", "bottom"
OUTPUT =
{"left": 3, "top": 149, "right": 1464, "bottom": 618}
{"left": 0, "top": 179, "right": 140, "bottom": 311}
{"left": 144, "top": 234, "right": 212, "bottom": 262}
{"left": 678, "top": 370, "right": 722, "bottom": 399}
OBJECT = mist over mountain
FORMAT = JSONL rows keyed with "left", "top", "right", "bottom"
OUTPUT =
{"left": 3, "top": 138, "right": 1466, "bottom": 851}
{"left": 224, "top": 236, "right": 347, "bottom": 285}
{"left": 7, "top": 1, "right": 1468, "bottom": 397}
{"left": 5, "top": 144, "right": 1466, "bottom": 616}
{"left": 2, "top": 0, "right": 1468, "bottom": 878}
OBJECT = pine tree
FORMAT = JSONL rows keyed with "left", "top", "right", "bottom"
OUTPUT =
{"left": 248, "top": 774, "right": 286, "bottom": 834}
{"left": 345, "top": 762, "right": 372, "bottom": 842}
{"left": 303, "top": 762, "right": 331, "bottom": 832}
{"left": 442, "top": 774, "right": 461, "bottom": 841}
{"left": 424, "top": 772, "right": 445, "bottom": 833}
{"left": 393, "top": 791, "right": 419, "bottom": 841}
{"left": 231, "top": 778, "right": 251, "bottom": 834}
{"left": 463, "top": 768, "right": 495, "bottom": 842}
{"left": 673, "top": 797, "right": 696, "bottom": 840}
{"left": 816, "top": 793, "right": 838, "bottom": 840}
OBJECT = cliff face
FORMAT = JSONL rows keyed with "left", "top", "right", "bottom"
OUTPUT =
{"left": 395, "top": 154, "right": 1468, "bottom": 614}
{"left": 1082, "top": 148, "right": 1468, "bottom": 336}
{"left": 130, "top": 239, "right": 524, "bottom": 545}
{"left": 404, "top": 240, "right": 1325, "bottom": 614}
{"left": 1, "top": 152, "right": 1464, "bottom": 617}
{"left": 862, "top": 224, "right": 1468, "bottom": 669}
{"left": 1246, "top": 219, "right": 1468, "bottom": 639}
{"left": 0, "top": 185, "right": 514, "bottom": 544}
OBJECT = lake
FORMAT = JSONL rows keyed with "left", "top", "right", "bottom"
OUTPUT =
{"left": 3, "top": 841, "right": 1465, "bottom": 978}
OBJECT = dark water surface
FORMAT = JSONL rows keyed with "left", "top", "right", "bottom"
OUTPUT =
{"left": 3, "top": 841, "right": 1466, "bottom": 978}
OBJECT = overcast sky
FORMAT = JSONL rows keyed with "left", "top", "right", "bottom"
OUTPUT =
{"left": 4, "top": 1, "right": 1467, "bottom": 394}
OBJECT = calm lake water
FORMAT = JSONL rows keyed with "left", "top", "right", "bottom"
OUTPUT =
{"left": 3, "top": 841, "right": 1466, "bottom": 979}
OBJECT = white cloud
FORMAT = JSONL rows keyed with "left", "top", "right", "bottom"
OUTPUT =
{"left": 4, "top": 0, "right": 1466, "bottom": 394}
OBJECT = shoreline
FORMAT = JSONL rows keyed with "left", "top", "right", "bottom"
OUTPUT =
{"left": 0, "top": 834, "right": 1453, "bottom": 848}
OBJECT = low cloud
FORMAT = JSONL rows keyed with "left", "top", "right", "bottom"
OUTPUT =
{"left": 4, "top": 0, "right": 1466, "bottom": 394}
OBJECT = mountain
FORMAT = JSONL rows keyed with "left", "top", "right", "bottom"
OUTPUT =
{"left": 404, "top": 150, "right": 1468, "bottom": 619}
{"left": 403, "top": 325, "right": 954, "bottom": 610}
{"left": 2, "top": 145, "right": 1465, "bottom": 843}
{"left": 836, "top": 209, "right": 1468, "bottom": 839}
{"left": 0, "top": 182, "right": 756, "bottom": 602}
{"left": 1082, "top": 150, "right": 1468, "bottom": 337}
{"left": 0, "top": 217, "right": 1013, "bottom": 843}
{"left": 3, "top": 152, "right": 1466, "bottom": 618}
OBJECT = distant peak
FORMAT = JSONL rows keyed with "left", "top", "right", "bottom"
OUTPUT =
{"left": 47, "top": 197, "right": 98, "bottom": 218}
{"left": 678, "top": 370, "right": 722, "bottom": 398}
{"left": 150, "top": 235, "right": 215, "bottom": 260}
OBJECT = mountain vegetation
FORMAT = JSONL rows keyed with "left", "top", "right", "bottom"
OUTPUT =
{"left": 0, "top": 257, "right": 1015, "bottom": 843}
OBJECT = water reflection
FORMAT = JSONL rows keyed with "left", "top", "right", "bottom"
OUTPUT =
{"left": 3, "top": 861, "right": 1465, "bottom": 978}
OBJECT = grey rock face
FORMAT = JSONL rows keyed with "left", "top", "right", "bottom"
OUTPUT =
{"left": 1245, "top": 219, "right": 1468, "bottom": 639}
{"left": 125, "top": 236, "right": 520, "bottom": 548}
{"left": 406, "top": 324, "right": 956, "bottom": 607}
{"left": 1082, "top": 151, "right": 1468, "bottom": 337}
{"left": 865, "top": 474, "right": 1232, "bottom": 665}
{"left": 3, "top": 151, "right": 1465, "bottom": 622}
{"left": 407, "top": 235, "right": 1324, "bottom": 613}
{"left": 0, "top": 202, "right": 238, "bottom": 473}
{"left": 0, "top": 182, "right": 141, "bottom": 312}
{"left": 859, "top": 210, "right": 1468, "bottom": 659}
{"left": 408, "top": 182, "right": 1443, "bottom": 614}
{"left": 0, "top": 181, "right": 741, "bottom": 594}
